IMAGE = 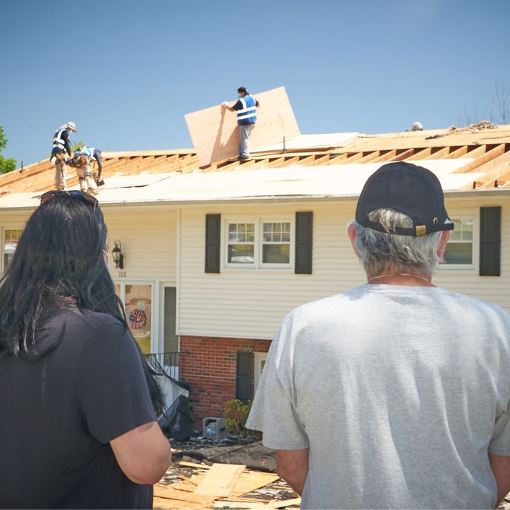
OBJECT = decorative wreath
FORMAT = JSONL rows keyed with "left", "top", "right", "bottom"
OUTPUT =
{"left": 128, "top": 309, "right": 147, "bottom": 329}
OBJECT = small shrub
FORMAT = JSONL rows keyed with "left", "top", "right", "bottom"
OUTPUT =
{"left": 223, "top": 399, "right": 252, "bottom": 438}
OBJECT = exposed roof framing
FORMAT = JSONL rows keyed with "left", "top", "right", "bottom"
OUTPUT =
{"left": 2, "top": 125, "right": 510, "bottom": 195}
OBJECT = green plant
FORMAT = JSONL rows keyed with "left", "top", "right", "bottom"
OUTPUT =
{"left": 0, "top": 127, "right": 16, "bottom": 174}
{"left": 223, "top": 399, "right": 252, "bottom": 438}
{"left": 71, "top": 141, "right": 85, "bottom": 153}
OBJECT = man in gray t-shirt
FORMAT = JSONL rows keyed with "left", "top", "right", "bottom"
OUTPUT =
{"left": 247, "top": 162, "right": 510, "bottom": 509}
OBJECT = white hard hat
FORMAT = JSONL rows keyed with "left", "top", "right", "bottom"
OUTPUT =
{"left": 410, "top": 121, "right": 423, "bottom": 131}
{"left": 66, "top": 121, "right": 77, "bottom": 132}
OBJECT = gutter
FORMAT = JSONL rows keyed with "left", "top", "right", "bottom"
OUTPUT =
{"left": 2, "top": 188, "right": 510, "bottom": 213}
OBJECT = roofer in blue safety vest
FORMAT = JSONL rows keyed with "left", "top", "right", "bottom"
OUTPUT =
{"left": 223, "top": 87, "right": 260, "bottom": 160}
{"left": 79, "top": 145, "right": 105, "bottom": 186}
{"left": 50, "top": 121, "right": 76, "bottom": 190}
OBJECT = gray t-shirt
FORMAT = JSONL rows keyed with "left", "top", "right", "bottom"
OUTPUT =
{"left": 247, "top": 284, "right": 510, "bottom": 509}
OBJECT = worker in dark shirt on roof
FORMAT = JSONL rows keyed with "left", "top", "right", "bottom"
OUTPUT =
{"left": 50, "top": 121, "right": 76, "bottom": 190}
{"left": 223, "top": 87, "right": 259, "bottom": 160}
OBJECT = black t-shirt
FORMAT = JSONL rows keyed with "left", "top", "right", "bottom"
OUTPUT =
{"left": 0, "top": 308, "right": 156, "bottom": 509}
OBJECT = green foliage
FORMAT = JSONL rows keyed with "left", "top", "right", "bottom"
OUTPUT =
{"left": 223, "top": 399, "right": 252, "bottom": 438}
{"left": 71, "top": 140, "right": 85, "bottom": 153}
{"left": 0, "top": 127, "right": 16, "bottom": 174}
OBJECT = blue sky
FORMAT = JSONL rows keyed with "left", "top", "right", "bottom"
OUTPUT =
{"left": 1, "top": 0, "right": 510, "bottom": 165}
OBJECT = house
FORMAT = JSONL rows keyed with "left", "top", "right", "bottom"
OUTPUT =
{"left": 1, "top": 124, "right": 510, "bottom": 421}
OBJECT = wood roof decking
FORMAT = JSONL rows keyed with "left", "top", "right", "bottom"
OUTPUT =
{"left": 2, "top": 125, "right": 510, "bottom": 195}
{"left": 0, "top": 150, "right": 199, "bottom": 193}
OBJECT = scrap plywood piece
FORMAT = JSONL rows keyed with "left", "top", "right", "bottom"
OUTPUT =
{"left": 153, "top": 496, "right": 209, "bottom": 510}
{"left": 179, "top": 461, "right": 210, "bottom": 470}
{"left": 213, "top": 497, "right": 301, "bottom": 509}
{"left": 230, "top": 471, "right": 280, "bottom": 497}
{"left": 154, "top": 484, "right": 214, "bottom": 506}
{"left": 194, "top": 463, "right": 246, "bottom": 498}
{"left": 185, "top": 87, "right": 300, "bottom": 167}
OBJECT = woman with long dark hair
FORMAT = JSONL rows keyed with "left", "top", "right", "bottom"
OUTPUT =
{"left": 0, "top": 191, "right": 171, "bottom": 509}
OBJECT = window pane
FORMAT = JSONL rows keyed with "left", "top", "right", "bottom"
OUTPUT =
{"left": 229, "top": 223, "right": 255, "bottom": 243}
{"left": 263, "top": 222, "right": 290, "bottom": 243}
{"left": 3, "top": 229, "right": 23, "bottom": 273}
{"left": 450, "top": 218, "right": 473, "bottom": 241}
{"left": 443, "top": 243, "right": 472, "bottom": 265}
{"left": 125, "top": 284, "right": 152, "bottom": 354}
{"left": 263, "top": 244, "right": 290, "bottom": 264}
{"left": 228, "top": 244, "right": 255, "bottom": 264}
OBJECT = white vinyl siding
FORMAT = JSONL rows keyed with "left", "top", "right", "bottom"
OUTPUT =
{"left": 103, "top": 207, "right": 177, "bottom": 281}
{"left": 179, "top": 202, "right": 365, "bottom": 339}
{"left": 0, "top": 196, "right": 509, "bottom": 343}
{"left": 179, "top": 197, "right": 510, "bottom": 339}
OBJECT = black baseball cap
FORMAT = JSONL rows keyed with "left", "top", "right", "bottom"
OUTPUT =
{"left": 355, "top": 162, "right": 454, "bottom": 236}
{"left": 237, "top": 86, "right": 247, "bottom": 94}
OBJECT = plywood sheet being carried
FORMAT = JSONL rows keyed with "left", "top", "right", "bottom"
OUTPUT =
{"left": 185, "top": 87, "right": 300, "bottom": 167}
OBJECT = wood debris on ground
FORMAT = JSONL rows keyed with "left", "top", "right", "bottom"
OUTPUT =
{"left": 154, "top": 461, "right": 301, "bottom": 510}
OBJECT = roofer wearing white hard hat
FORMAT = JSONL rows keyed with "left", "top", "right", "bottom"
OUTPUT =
{"left": 50, "top": 121, "right": 77, "bottom": 190}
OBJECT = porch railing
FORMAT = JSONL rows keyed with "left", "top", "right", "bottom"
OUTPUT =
{"left": 146, "top": 352, "right": 180, "bottom": 381}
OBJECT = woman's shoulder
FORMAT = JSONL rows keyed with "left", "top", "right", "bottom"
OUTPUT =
{"left": 52, "top": 308, "right": 127, "bottom": 344}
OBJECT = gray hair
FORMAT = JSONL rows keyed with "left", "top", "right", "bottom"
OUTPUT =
{"left": 352, "top": 209, "right": 443, "bottom": 277}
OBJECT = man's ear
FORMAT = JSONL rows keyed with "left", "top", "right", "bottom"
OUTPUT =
{"left": 348, "top": 223, "right": 360, "bottom": 259}
{"left": 437, "top": 230, "right": 451, "bottom": 259}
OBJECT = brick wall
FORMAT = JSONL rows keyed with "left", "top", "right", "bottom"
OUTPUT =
{"left": 179, "top": 336, "right": 271, "bottom": 423}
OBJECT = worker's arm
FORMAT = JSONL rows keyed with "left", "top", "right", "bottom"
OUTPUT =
{"left": 111, "top": 421, "right": 172, "bottom": 485}
{"left": 489, "top": 453, "right": 510, "bottom": 507}
{"left": 62, "top": 130, "right": 72, "bottom": 156}
{"left": 276, "top": 449, "right": 309, "bottom": 495}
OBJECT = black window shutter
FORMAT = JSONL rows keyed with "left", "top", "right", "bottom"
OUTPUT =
{"left": 205, "top": 214, "right": 221, "bottom": 273}
{"left": 480, "top": 207, "right": 501, "bottom": 276}
{"left": 295, "top": 211, "right": 313, "bottom": 274}
{"left": 235, "top": 351, "right": 254, "bottom": 402}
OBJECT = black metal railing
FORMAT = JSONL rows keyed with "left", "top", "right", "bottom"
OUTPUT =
{"left": 146, "top": 352, "right": 180, "bottom": 380}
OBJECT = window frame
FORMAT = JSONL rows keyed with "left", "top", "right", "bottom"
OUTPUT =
{"left": 225, "top": 219, "right": 257, "bottom": 268}
{"left": 439, "top": 213, "right": 477, "bottom": 271}
{"left": 1, "top": 226, "right": 24, "bottom": 275}
{"left": 260, "top": 220, "right": 292, "bottom": 269}
{"left": 223, "top": 216, "right": 294, "bottom": 270}
{"left": 254, "top": 351, "right": 268, "bottom": 393}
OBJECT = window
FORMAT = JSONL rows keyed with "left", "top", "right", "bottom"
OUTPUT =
{"left": 226, "top": 218, "right": 292, "bottom": 268}
{"left": 443, "top": 217, "right": 473, "bottom": 266}
{"left": 227, "top": 222, "right": 255, "bottom": 264}
{"left": 262, "top": 222, "right": 290, "bottom": 264}
{"left": 3, "top": 229, "right": 23, "bottom": 274}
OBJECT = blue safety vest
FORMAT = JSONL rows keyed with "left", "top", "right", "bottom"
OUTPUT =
{"left": 236, "top": 95, "right": 257, "bottom": 125}
{"left": 52, "top": 126, "right": 68, "bottom": 150}
{"left": 79, "top": 146, "right": 96, "bottom": 159}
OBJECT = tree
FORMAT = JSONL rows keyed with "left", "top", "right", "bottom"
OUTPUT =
{"left": 455, "top": 83, "right": 510, "bottom": 127}
{"left": 71, "top": 140, "right": 85, "bottom": 153}
{"left": 0, "top": 127, "right": 17, "bottom": 174}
